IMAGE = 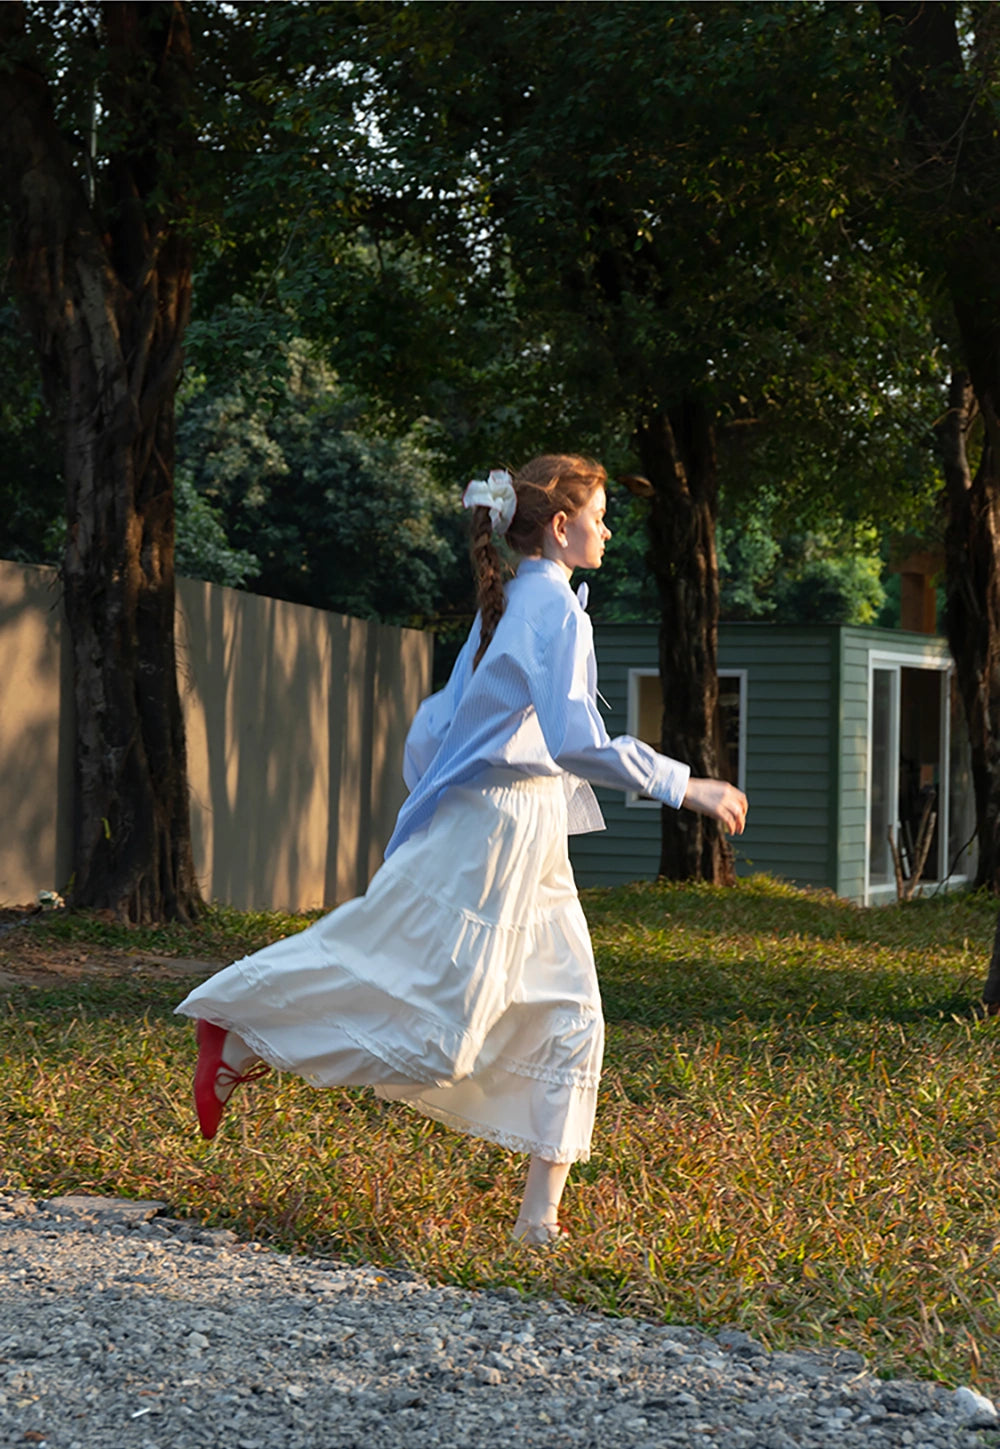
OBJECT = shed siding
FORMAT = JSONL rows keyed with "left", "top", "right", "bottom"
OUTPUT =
{"left": 569, "top": 624, "right": 660, "bottom": 889}
{"left": 720, "top": 625, "right": 837, "bottom": 892}
{"left": 571, "top": 618, "right": 956, "bottom": 903}
{"left": 570, "top": 622, "right": 839, "bottom": 892}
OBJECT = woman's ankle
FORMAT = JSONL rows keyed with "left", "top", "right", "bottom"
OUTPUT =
{"left": 512, "top": 1216, "right": 564, "bottom": 1244}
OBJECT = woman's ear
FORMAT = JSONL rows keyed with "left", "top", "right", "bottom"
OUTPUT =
{"left": 541, "top": 510, "right": 570, "bottom": 560}
{"left": 550, "top": 510, "right": 569, "bottom": 549}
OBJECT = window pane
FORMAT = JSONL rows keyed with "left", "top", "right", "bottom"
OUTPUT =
{"left": 899, "top": 666, "right": 942, "bottom": 882}
{"left": 637, "top": 674, "right": 660, "bottom": 747}
{"left": 628, "top": 669, "right": 744, "bottom": 799}
{"left": 715, "top": 674, "right": 743, "bottom": 787}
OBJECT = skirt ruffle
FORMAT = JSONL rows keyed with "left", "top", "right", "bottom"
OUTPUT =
{"left": 176, "top": 771, "right": 604, "bottom": 1162}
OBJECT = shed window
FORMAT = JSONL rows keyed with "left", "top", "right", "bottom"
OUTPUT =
{"left": 626, "top": 669, "right": 746, "bottom": 806}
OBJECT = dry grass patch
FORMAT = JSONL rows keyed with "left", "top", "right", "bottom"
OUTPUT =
{"left": 1, "top": 878, "right": 998, "bottom": 1392}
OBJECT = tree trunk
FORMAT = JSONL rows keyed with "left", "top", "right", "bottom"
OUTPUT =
{"left": 60, "top": 224, "right": 201, "bottom": 922}
{"left": 0, "top": 2, "right": 203, "bottom": 921}
{"left": 936, "top": 369, "right": 1000, "bottom": 894}
{"left": 983, "top": 909, "right": 1000, "bottom": 1015}
{"left": 880, "top": 2, "right": 1000, "bottom": 895}
{"left": 939, "top": 302, "right": 1000, "bottom": 897}
{"left": 636, "top": 402, "right": 735, "bottom": 884}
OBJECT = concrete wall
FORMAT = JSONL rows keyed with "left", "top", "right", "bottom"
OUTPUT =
{"left": 0, "top": 560, "right": 432, "bottom": 912}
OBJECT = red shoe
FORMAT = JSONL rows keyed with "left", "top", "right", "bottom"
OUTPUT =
{"left": 194, "top": 1019, "right": 269, "bottom": 1140}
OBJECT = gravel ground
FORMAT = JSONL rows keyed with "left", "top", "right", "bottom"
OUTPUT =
{"left": 1, "top": 1193, "right": 998, "bottom": 1449}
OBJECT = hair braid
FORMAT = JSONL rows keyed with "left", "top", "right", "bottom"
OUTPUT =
{"left": 470, "top": 506, "right": 506, "bottom": 670}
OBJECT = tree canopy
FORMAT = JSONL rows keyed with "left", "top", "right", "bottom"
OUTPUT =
{"left": 331, "top": 0, "right": 946, "bottom": 877}
{"left": 177, "top": 341, "right": 458, "bottom": 623}
{"left": 4, "top": 0, "right": 998, "bottom": 916}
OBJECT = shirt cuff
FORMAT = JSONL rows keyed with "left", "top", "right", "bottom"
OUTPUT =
{"left": 647, "top": 755, "right": 691, "bottom": 810}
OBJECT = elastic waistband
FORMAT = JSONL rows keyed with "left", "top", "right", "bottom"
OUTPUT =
{"left": 466, "top": 766, "right": 563, "bottom": 794}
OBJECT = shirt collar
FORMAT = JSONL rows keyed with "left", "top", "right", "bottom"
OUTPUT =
{"left": 515, "top": 557, "right": 573, "bottom": 588}
{"left": 515, "top": 557, "right": 591, "bottom": 611}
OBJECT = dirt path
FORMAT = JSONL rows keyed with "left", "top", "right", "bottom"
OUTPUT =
{"left": 0, "top": 907, "right": 219, "bottom": 990}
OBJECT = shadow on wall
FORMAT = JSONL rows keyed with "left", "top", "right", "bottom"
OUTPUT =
{"left": 0, "top": 561, "right": 431, "bottom": 914}
{"left": 176, "top": 579, "right": 431, "bottom": 913}
{"left": 0, "top": 562, "right": 73, "bottom": 905}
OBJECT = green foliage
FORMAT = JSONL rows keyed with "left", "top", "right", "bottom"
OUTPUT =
{"left": 587, "top": 489, "right": 661, "bottom": 624}
{"left": 596, "top": 485, "right": 887, "bottom": 627}
{"left": 717, "top": 511, "right": 887, "bottom": 626}
{"left": 0, "top": 2, "right": 957, "bottom": 639}
{"left": 0, "top": 304, "right": 63, "bottom": 566}
{"left": 0, "top": 4, "right": 949, "bottom": 625}
{"left": 177, "top": 340, "right": 461, "bottom": 623}
{"left": 350, "top": 4, "right": 942, "bottom": 497}
{"left": 767, "top": 539, "right": 885, "bottom": 626}
{"left": 716, "top": 510, "right": 782, "bottom": 621}
{"left": 2, "top": 879, "right": 999, "bottom": 1390}
{"left": 174, "top": 470, "right": 259, "bottom": 588}
{"left": 0, "top": 292, "right": 257, "bottom": 589}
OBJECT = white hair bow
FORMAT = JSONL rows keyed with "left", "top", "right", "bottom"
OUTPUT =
{"left": 462, "top": 469, "right": 517, "bottom": 536}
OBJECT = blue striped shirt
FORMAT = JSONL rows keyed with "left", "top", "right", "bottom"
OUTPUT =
{"left": 385, "top": 557, "right": 691, "bottom": 857}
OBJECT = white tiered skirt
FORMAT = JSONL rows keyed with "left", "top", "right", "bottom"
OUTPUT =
{"left": 175, "top": 771, "right": 604, "bottom": 1162}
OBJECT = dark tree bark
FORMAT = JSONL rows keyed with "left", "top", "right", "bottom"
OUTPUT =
{"left": 983, "top": 908, "right": 1000, "bottom": 1014}
{"left": 635, "top": 401, "right": 735, "bottom": 885}
{"left": 935, "top": 369, "right": 1000, "bottom": 898}
{"left": 880, "top": 1, "right": 1000, "bottom": 897}
{"left": 0, "top": 1, "right": 203, "bottom": 921}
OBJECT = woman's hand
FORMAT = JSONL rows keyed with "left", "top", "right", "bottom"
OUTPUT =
{"left": 682, "top": 778, "right": 748, "bottom": 835}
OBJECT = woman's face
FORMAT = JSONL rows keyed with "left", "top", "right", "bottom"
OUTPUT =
{"left": 559, "top": 485, "right": 611, "bottom": 571}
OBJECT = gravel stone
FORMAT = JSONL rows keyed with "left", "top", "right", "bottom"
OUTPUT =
{"left": 954, "top": 1388, "right": 1000, "bottom": 1430}
{"left": 0, "top": 1192, "right": 996, "bottom": 1448}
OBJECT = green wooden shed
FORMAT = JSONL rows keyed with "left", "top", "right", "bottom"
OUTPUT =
{"left": 570, "top": 621, "right": 977, "bottom": 905}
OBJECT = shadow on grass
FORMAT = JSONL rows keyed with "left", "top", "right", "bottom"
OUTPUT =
{"left": 581, "top": 875, "right": 997, "bottom": 949}
{"left": 1, "top": 976, "right": 187, "bottom": 1022}
{"left": 590, "top": 877, "right": 994, "bottom": 1032}
{"left": 599, "top": 961, "right": 981, "bottom": 1032}
{"left": 4, "top": 951, "right": 984, "bottom": 1042}
{"left": 3, "top": 875, "right": 995, "bottom": 1038}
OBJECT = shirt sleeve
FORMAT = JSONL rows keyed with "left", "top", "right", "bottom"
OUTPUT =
{"left": 531, "top": 606, "right": 691, "bottom": 808}
{"left": 402, "top": 624, "right": 477, "bottom": 790}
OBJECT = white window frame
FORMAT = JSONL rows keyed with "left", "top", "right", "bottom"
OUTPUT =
{"left": 864, "top": 647, "right": 955, "bottom": 906}
{"left": 625, "top": 667, "right": 747, "bottom": 808}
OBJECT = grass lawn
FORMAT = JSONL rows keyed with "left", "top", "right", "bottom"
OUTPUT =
{"left": 1, "top": 876, "right": 998, "bottom": 1393}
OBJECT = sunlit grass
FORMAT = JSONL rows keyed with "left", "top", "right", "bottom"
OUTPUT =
{"left": 2, "top": 878, "right": 998, "bottom": 1391}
